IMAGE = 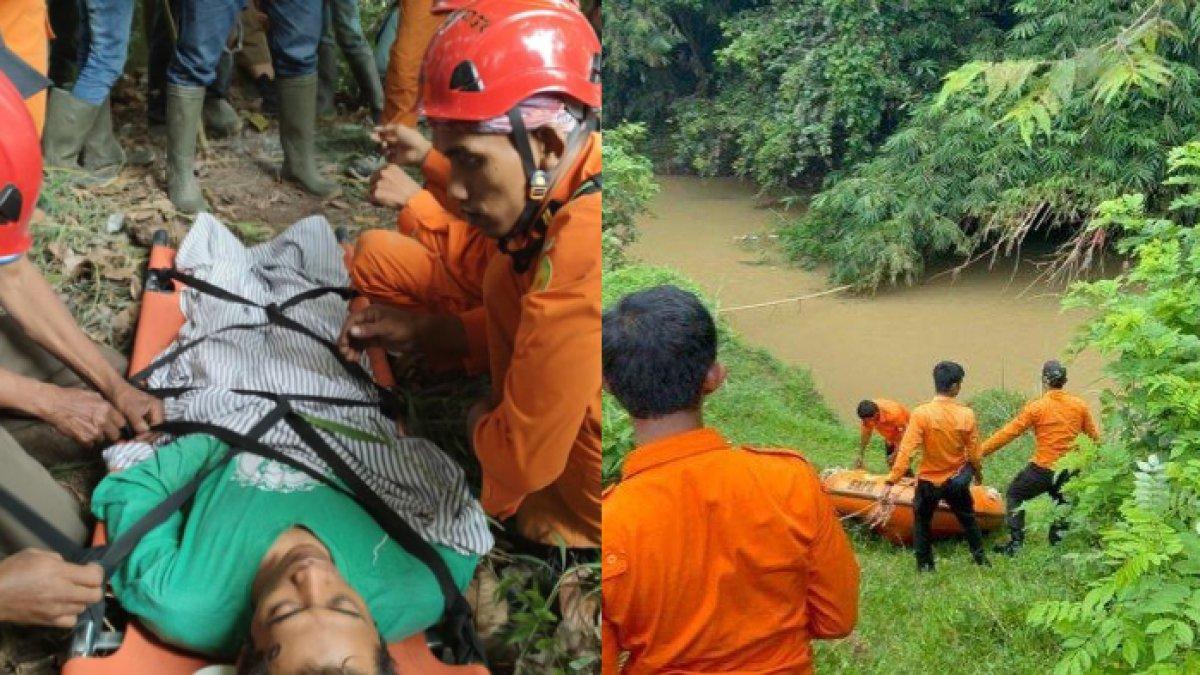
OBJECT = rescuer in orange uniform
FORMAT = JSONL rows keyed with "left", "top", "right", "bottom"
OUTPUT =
{"left": 855, "top": 397, "right": 909, "bottom": 470}
{"left": 339, "top": 0, "right": 602, "bottom": 551}
{"left": 981, "top": 360, "right": 1100, "bottom": 555}
{"left": 601, "top": 285, "right": 860, "bottom": 675}
{"left": 882, "top": 361, "right": 988, "bottom": 571}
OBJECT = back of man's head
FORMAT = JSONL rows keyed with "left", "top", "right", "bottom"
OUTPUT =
{"left": 933, "top": 361, "right": 965, "bottom": 395}
{"left": 602, "top": 285, "right": 717, "bottom": 418}
{"left": 1042, "top": 359, "right": 1067, "bottom": 389}
{"left": 856, "top": 400, "right": 879, "bottom": 420}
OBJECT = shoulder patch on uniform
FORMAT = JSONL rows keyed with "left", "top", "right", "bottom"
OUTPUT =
{"left": 743, "top": 446, "right": 810, "bottom": 462}
{"left": 602, "top": 551, "right": 628, "bottom": 580}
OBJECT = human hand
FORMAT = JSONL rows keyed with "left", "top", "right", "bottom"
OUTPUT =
{"left": 107, "top": 383, "right": 164, "bottom": 436}
{"left": 0, "top": 550, "right": 104, "bottom": 628}
{"left": 38, "top": 384, "right": 126, "bottom": 446}
{"left": 371, "top": 124, "right": 432, "bottom": 167}
{"left": 368, "top": 164, "right": 422, "bottom": 210}
{"left": 338, "top": 304, "right": 428, "bottom": 362}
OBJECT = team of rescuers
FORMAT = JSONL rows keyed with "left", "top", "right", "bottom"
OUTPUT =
{"left": 601, "top": 284, "right": 1100, "bottom": 673}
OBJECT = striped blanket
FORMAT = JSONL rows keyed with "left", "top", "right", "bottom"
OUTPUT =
{"left": 103, "top": 214, "right": 493, "bottom": 556}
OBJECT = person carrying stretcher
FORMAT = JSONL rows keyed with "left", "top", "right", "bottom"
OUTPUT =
{"left": 0, "top": 38, "right": 162, "bottom": 629}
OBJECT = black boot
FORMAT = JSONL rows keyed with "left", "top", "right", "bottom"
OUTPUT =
{"left": 993, "top": 539, "right": 1023, "bottom": 556}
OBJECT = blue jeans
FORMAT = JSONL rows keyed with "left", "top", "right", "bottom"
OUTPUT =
{"left": 71, "top": 0, "right": 136, "bottom": 105}
{"left": 168, "top": 0, "right": 323, "bottom": 87}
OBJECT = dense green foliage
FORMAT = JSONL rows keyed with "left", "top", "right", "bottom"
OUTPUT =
{"left": 1023, "top": 142, "right": 1200, "bottom": 674}
{"left": 601, "top": 265, "right": 1083, "bottom": 673}
{"left": 784, "top": 0, "right": 1200, "bottom": 289}
{"left": 671, "top": 1, "right": 1000, "bottom": 191}
{"left": 601, "top": 124, "right": 659, "bottom": 270}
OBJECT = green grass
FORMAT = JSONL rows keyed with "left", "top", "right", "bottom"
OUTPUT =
{"left": 603, "top": 264, "right": 1086, "bottom": 674}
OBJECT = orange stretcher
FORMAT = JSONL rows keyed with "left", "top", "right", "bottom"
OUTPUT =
{"left": 62, "top": 230, "right": 486, "bottom": 675}
{"left": 821, "top": 468, "right": 1005, "bottom": 545}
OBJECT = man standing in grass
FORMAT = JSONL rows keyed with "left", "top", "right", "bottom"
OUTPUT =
{"left": 855, "top": 398, "right": 909, "bottom": 470}
{"left": 882, "top": 361, "right": 988, "bottom": 572}
{"left": 601, "top": 285, "right": 859, "bottom": 674}
{"left": 982, "top": 360, "right": 1100, "bottom": 556}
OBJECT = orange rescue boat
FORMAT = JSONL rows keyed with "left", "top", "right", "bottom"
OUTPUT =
{"left": 821, "top": 468, "right": 1005, "bottom": 545}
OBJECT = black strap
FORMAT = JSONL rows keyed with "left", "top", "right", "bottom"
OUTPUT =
{"left": 133, "top": 268, "right": 405, "bottom": 420}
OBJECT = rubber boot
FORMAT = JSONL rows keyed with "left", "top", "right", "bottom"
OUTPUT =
{"left": 81, "top": 98, "right": 126, "bottom": 178}
{"left": 993, "top": 538, "right": 1023, "bottom": 556}
{"left": 277, "top": 74, "right": 342, "bottom": 198}
{"left": 316, "top": 39, "right": 339, "bottom": 117}
{"left": 203, "top": 96, "right": 243, "bottom": 138}
{"left": 345, "top": 47, "right": 385, "bottom": 120}
{"left": 166, "top": 85, "right": 209, "bottom": 213}
{"left": 42, "top": 88, "right": 102, "bottom": 170}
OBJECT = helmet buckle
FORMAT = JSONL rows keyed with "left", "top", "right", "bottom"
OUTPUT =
{"left": 529, "top": 170, "right": 549, "bottom": 201}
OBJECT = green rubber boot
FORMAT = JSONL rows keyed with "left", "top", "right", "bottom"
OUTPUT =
{"left": 42, "top": 88, "right": 102, "bottom": 171}
{"left": 345, "top": 47, "right": 385, "bottom": 120}
{"left": 166, "top": 85, "right": 209, "bottom": 214}
{"left": 202, "top": 96, "right": 242, "bottom": 138}
{"left": 80, "top": 97, "right": 126, "bottom": 179}
{"left": 277, "top": 74, "right": 341, "bottom": 198}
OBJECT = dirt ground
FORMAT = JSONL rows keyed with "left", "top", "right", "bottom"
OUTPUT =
{"left": 1, "top": 71, "right": 598, "bottom": 675}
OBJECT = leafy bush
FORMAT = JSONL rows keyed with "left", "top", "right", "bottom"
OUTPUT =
{"left": 783, "top": 0, "right": 1200, "bottom": 289}
{"left": 670, "top": 0, "right": 998, "bottom": 191}
{"left": 601, "top": 124, "right": 659, "bottom": 270}
{"left": 1026, "top": 141, "right": 1200, "bottom": 674}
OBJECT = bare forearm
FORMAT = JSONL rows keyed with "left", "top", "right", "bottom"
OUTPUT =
{"left": 0, "top": 368, "right": 58, "bottom": 418}
{"left": 0, "top": 258, "right": 122, "bottom": 398}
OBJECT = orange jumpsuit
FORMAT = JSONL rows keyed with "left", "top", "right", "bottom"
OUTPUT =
{"left": 887, "top": 395, "right": 981, "bottom": 485}
{"left": 602, "top": 428, "right": 860, "bottom": 674}
{"left": 0, "top": 0, "right": 50, "bottom": 134}
{"left": 470, "top": 132, "right": 602, "bottom": 548}
{"left": 349, "top": 150, "right": 494, "bottom": 373}
{"left": 860, "top": 398, "right": 909, "bottom": 448}
{"left": 981, "top": 389, "right": 1100, "bottom": 468}
{"left": 382, "top": 0, "right": 443, "bottom": 127}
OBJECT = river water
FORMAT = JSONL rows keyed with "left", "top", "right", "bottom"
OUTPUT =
{"left": 630, "top": 176, "right": 1109, "bottom": 424}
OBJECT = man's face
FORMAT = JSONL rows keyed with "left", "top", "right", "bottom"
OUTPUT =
{"left": 247, "top": 543, "right": 382, "bottom": 674}
{"left": 432, "top": 126, "right": 534, "bottom": 240}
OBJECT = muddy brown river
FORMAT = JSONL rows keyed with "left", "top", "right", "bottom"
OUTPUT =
{"left": 631, "top": 176, "right": 1108, "bottom": 423}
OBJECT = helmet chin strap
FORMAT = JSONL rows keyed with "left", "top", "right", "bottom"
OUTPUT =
{"left": 498, "top": 107, "right": 597, "bottom": 273}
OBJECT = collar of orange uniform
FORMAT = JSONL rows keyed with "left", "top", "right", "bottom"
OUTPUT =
{"left": 1046, "top": 389, "right": 1066, "bottom": 400}
{"left": 933, "top": 395, "right": 958, "bottom": 404}
{"left": 622, "top": 427, "right": 729, "bottom": 481}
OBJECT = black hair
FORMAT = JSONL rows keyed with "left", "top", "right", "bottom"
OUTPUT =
{"left": 933, "top": 361, "right": 965, "bottom": 395}
{"left": 602, "top": 285, "right": 717, "bottom": 418}
{"left": 1042, "top": 360, "right": 1068, "bottom": 389}
{"left": 237, "top": 638, "right": 396, "bottom": 675}
{"left": 856, "top": 400, "right": 879, "bottom": 419}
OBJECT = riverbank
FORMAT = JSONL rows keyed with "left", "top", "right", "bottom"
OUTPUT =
{"left": 631, "top": 176, "right": 1108, "bottom": 423}
{"left": 603, "top": 264, "right": 1083, "bottom": 674}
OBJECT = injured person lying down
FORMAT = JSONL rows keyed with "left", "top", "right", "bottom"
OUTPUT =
{"left": 91, "top": 215, "right": 493, "bottom": 668}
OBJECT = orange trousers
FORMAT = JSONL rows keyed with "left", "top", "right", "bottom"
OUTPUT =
{"left": 0, "top": 0, "right": 50, "bottom": 135}
{"left": 381, "top": 0, "right": 442, "bottom": 127}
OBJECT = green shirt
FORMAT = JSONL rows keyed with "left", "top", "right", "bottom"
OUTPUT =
{"left": 91, "top": 434, "right": 478, "bottom": 659}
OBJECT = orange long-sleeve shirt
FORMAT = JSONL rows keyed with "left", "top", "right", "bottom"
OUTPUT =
{"left": 382, "top": 0, "right": 443, "bottom": 127}
{"left": 980, "top": 389, "right": 1100, "bottom": 469}
{"left": 470, "top": 133, "right": 602, "bottom": 547}
{"left": 887, "top": 395, "right": 981, "bottom": 485}
{"left": 0, "top": 0, "right": 50, "bottom": 134}
{"left": 602, "top": 428, "right": 860, "bottom": 675}
{"left": 860, "top": 398, "right": 909, "bottom": 447}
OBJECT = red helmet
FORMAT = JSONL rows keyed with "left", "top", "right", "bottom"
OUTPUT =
{"left": 0, "top": 70, "right": 40, "bottom": 262}
{"left": 431, "top": 0, "right": 469, "bottom": 14}
{"left": 420, "top": 0, "right": 600, "bottom": 122}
